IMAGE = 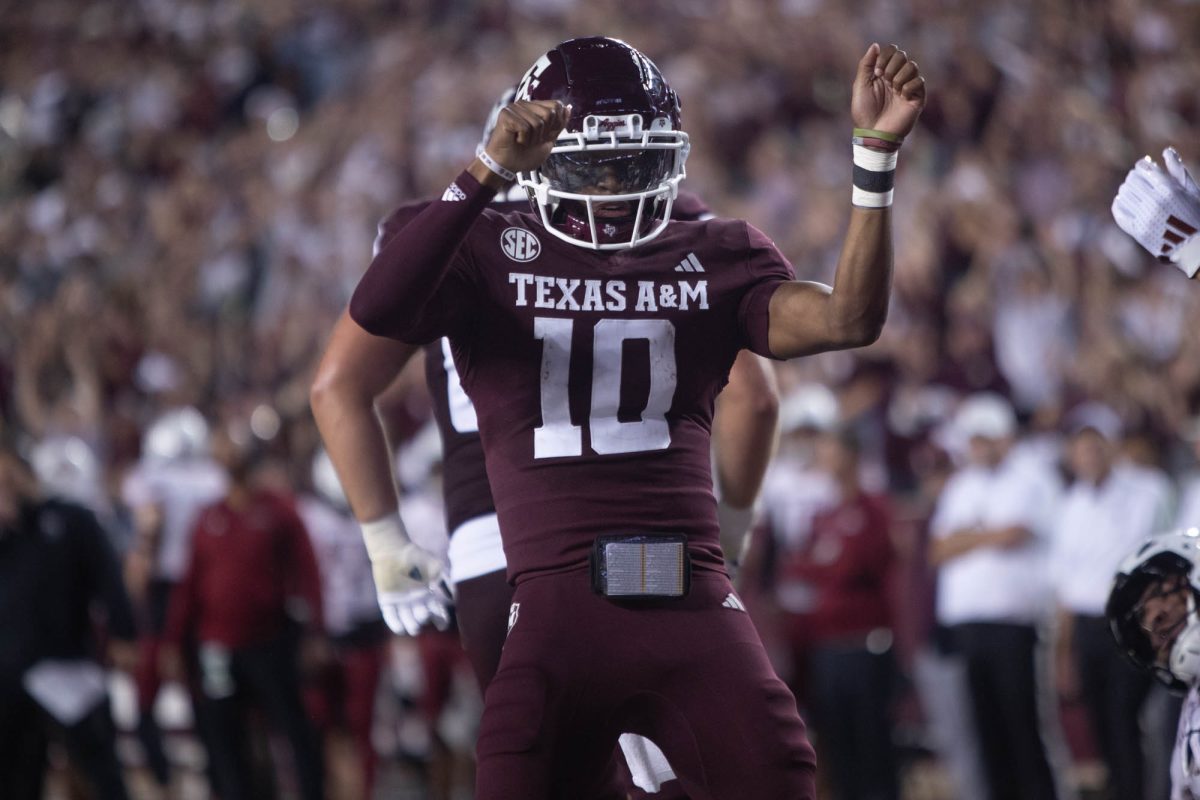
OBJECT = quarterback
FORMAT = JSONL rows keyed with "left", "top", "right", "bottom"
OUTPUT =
{"left": 349, "top": 36, "right": 925, "bottom": 799}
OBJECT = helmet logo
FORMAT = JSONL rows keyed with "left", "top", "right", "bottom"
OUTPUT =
{"left": 501, "top": 227, "right": 541, "bottom": 262}
{"left": 516, "top": 55, "right": 552, "bottom": 101}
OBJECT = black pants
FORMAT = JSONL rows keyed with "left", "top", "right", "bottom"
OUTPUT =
{"left": 1074, "top": 614, "right": 1152, "bottom": 799}
{"left": 196, "top": 635, "right": 324, "bottom": 800}
{"left": 953, "top": 622, "right": 1058, "bottom": 800}
{"left": 0, "top": 683, "right": 129, "bottom": 800}
{"left": 807, "top": 643, "right": 899, "bottom": 800}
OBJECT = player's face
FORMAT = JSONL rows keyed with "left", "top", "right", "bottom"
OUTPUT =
{"left": 542, "top": 150, "right": 672, "bottom": 218}
{"left": 1138, "top": 573, "right": 1191, "bottom": 664}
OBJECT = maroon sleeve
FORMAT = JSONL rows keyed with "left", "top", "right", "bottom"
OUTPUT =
{"left": 373, "top": 201, "right": 434, "bottom": 256}
{"left": 279, "top": 498, "right": 325, "bottom": 635}
{"left": 350, "top": 170, "right": 497, "bottom": 343}
{"left": 736, "top": 223, "right": 795, "bottom": 359}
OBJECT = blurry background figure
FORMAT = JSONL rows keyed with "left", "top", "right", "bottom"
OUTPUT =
{"left": 1050, "top": 403, "right": 1173, "bottom": 800}
{"left": 790, "top": 426, "right": 899, "bottom": 800}
{"left": 299, "top": 448, "right": 389, "bottom": 800}
{"left": 928, "top": 393, "right": 1072, "bottom": 800}
{"left": 160, "top": 424, "right": 325, "bottom": 800}
{"left": 399, "top": 426, "right": 479, "bottom": 800}
{"left": 120, "top": 406, "right": 228, "bottom": 790}
{"left": 0, "top": 441, "right": 137, "bottom": 800}
{"left": 743, "top": 385, "right": 839, "bottom": 795}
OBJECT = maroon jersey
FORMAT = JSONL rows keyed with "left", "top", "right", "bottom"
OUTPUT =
{"left": 352, "top": 174, "right": 776, "bottom": 581}
{"left": 165, "top": 490, "right": 323, "bottom": 649}
{"left": 380, "top": 191, "right": 714, "bottom": 539}
{"left": 783, "top": 492, "right": 894, "bottom": 642}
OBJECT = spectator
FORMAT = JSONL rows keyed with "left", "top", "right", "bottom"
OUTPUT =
{"left": 789, "top": 427, "right": 899, "bottom": 800}
{"left": 0, "top": 442, "right": 137, "bottom": 800}
{"left": 929, "top": 393, "right": 1070, "bottom": 800}
{"left": 299, "top": 449, "right": 388, "bottom": 799}
{"left": 161, "top": 427, "right": 325, "bottom": 800}
{"left": 1050, "top": 403, "right": 1173, "bottom": 800}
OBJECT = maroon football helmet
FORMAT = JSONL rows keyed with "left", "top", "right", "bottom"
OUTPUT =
{"left": 514, "top": 37, "right": 690, "bottom": 250}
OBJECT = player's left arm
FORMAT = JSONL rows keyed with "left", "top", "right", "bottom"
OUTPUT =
{"left": 713, "top": 352, "right": 780, "bottom": 565}
{"left": 767, "top": 44, "right": 925, "bottom": 359}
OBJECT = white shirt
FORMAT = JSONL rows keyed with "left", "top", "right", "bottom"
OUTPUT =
{"left": 932, "top": 448, "right": 1062, "bottom": 626}
{"left": 1177, "top": 474, "right": 1200, "bottom": 531}
{"left": 122, "top": 458, "right": 228, "bottom": 581}
{"left": 1051, "top": 465, "right": 1173, "bottom": 615}
{"left": 760, "top": 454, "right": 839, "bottom": 552}
{"left": 1173, "top": 684, "right": 1200, "bottom": 800}
{"left": 297, "top": 496, "right": 380, "bottom": 637}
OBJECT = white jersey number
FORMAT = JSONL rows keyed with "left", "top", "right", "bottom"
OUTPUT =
{"left": 533, "top": 317, "right": 677, "bottom": 459}
{"left": 441, "top": 338, "right": 478, "bottom": 434}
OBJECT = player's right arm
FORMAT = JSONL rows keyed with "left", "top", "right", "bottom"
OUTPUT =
{"left": 311, "top": 310, "right": 458, "bottom": 636}
{"left": 349, "top": 100, "right": 570, "bottom": 341}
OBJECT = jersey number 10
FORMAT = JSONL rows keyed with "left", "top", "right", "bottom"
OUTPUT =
{"left": 534, "top": 317, "right": 677, "bottom": 459}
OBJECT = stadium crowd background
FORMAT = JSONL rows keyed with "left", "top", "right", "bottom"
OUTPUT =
{"left": 3, "top": 0, "right": 1200, "bottom": 798}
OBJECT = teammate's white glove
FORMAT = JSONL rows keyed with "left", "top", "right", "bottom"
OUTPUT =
{"left": 361, "top": 512, "right": 452, "bottom": 636}
{"left": 1112, "top": 147, "right": 1200, "bottom": 278}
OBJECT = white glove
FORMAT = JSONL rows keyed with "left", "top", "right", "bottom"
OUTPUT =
{"left": 1112, "top": 146, "right": 1200, "bottom": 278}
{"left": 361, "top": 512, "right": 452, "bottom": 636}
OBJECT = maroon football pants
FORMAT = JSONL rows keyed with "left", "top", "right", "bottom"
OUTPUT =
{"left": 473, "top": 567, "right": 817, "bottom": 800}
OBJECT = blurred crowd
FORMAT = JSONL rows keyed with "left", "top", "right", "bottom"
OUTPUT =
{"left": 3, "top": 0, "right": 1200, "bottom": 797}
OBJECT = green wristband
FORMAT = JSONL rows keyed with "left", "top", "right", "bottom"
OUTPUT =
{"left": 853, "top": 127, "right": 903, "bottom": 143}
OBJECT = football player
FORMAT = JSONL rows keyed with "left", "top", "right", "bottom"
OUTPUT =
{"left": 1112, "top": 147, "right": 1200, "bottom": 278}
{"left": 312, "top": 94, "right": 777, "bottom": 798}
{"left": 120, "top": 407, "right": 228, "bottom": 788}
{"left": 1108, "top": 530, "right": 1200, "bottom": 799}
{"left": 346, "top": 36, "right": 924, "bottom": 798}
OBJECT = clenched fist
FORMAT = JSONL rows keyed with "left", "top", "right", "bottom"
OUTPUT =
{"left": 851, "top": 43, "right": 926, "bottom": 140}
{"left": 470, "top": 99, "right": 571, "bottom": 188}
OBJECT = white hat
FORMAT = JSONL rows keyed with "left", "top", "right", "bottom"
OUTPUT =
{"left": 780, "top": 384, "right": 839, "bottom": 434}
{"left": 953, "top": 393, "right": 1017, "bottom": 440}
{"left": 1065, "top": 402, "right": 1123, "bottom": 442}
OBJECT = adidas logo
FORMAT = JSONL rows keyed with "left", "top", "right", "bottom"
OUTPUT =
{"left": 674, "top": 252, "right": 705, "bottom": 273}
{"left": 441, "top": 183, "right": 467, "bottom": 202}
{"left": 722, "top": 592, "right": 746, "bottom": 612}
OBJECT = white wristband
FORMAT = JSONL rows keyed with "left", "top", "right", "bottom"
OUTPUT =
{"left": 851, "top": 143, "right": 897, "bottom": 208}
{"left": 852, "top": 144, "right": 898, "bottom": 172}
{"left": 476, "top": 147, "right": 516, "bottom": 183}
{"left": 360, "top": 511, "right": 409, "bottom": 558}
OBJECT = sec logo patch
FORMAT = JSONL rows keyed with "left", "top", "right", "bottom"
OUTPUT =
{"left": 502, "top": 227, "right": 541, "bottom": 262}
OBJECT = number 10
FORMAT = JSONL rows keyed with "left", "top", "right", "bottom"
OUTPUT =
{"left": 533, "top": 317, "right": 677, "bottom": 459}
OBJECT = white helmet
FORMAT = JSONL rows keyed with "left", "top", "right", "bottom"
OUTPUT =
{"left": 1107, "top": 528, "right": 1200, "bottom": 692}
{"left": 311, "top": 448, "right": 348, "bottom": 510}
{"left": 30, "top": 435, "right": 103, "bottom": 508}
{"left": 143, "top": 407, "right": 210, "bottom": 464}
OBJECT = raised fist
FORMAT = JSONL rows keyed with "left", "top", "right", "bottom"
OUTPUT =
{"left": 851, "top": 43, "right": 926, "bottom": 140}
{"left": 481, "top": 99, "right": 571, "bottom": 175}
